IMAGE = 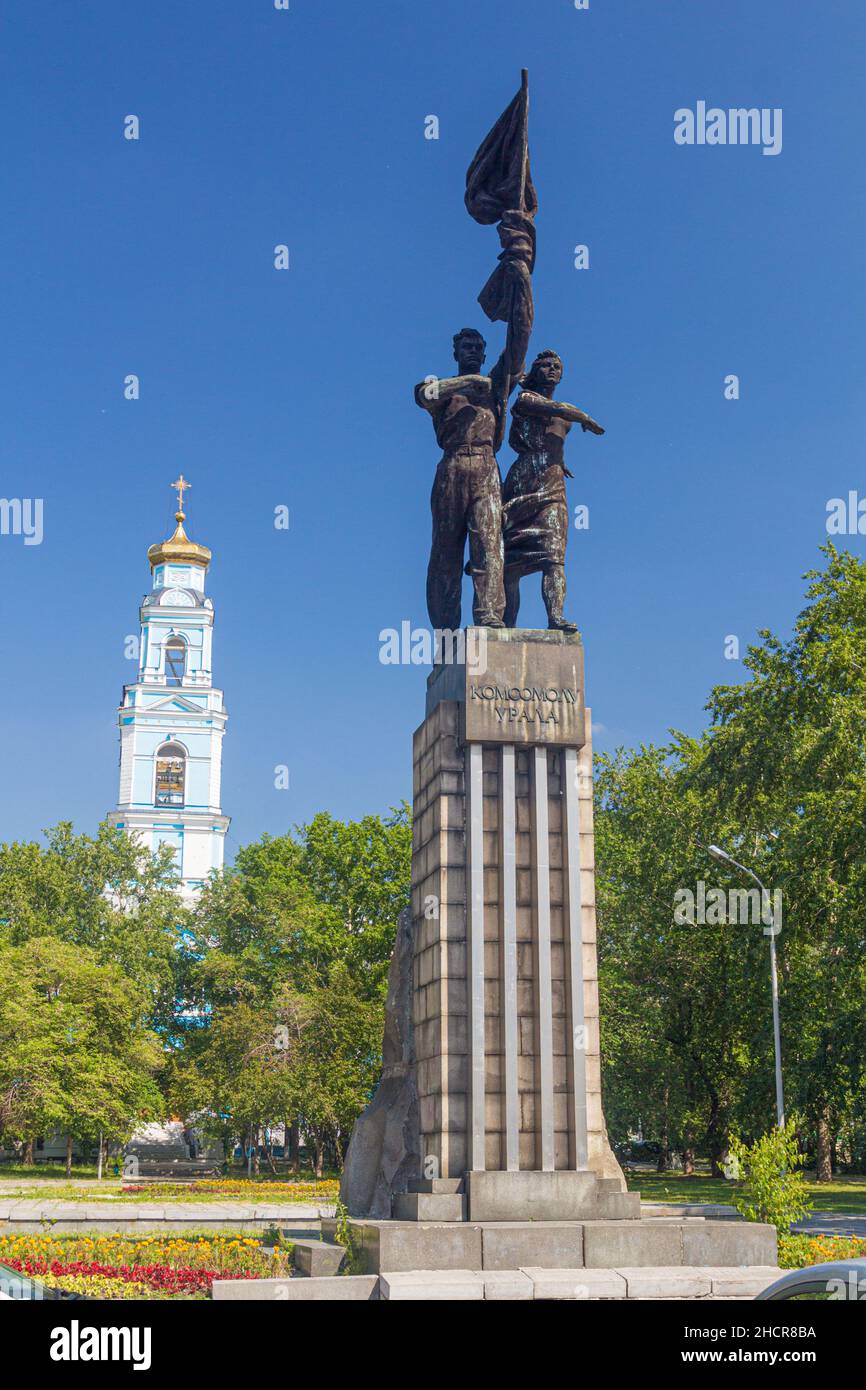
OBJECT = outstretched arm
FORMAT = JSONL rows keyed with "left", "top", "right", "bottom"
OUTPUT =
{"left": 414, "top": 374, "right": 488, "bottom": 411}
{"left": 514, "top": 390, "right": 605, "bottom": 435}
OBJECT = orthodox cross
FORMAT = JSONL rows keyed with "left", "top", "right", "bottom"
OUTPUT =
{"left": 171, "top": 474, "right": 190, "bottom": 517}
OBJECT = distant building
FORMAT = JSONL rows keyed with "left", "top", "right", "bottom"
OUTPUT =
{"left": 108, "top": 477, "right": 229, "bottom": 901}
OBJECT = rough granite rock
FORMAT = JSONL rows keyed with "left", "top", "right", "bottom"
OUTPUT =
{"left": 340, "top": 906, "right": 421, "bottom": 1217}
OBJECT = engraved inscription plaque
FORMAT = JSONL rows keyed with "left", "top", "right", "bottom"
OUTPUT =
{"left": 426, "top": 627, "right": 586, "bottom": 748}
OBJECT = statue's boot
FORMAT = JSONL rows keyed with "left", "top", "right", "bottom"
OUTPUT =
{"left": 503, "top": 571, "right": 521, "bottom": 628}
{"left": 543, "top": 567, "right": 577, "bottom": 633}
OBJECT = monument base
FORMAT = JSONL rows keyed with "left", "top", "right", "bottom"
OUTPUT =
{"left": 464, "top": 1169, "right": 639, "bottom": 1222}
{"left": 410, "top": 628, "right": 623, "bottom": 1186}
{"left": 323, "top": 1214, "right": 777, "bottom": 1276}
{"left": 387, "top": 1169, "right": 638, "bottom": 1223}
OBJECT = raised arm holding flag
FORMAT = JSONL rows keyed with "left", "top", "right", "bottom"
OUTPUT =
{"left": 415, "top": 73, "right": 537, "bottom": 632}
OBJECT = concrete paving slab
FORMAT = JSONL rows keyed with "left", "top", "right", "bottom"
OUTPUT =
{"left": 391, "top": 1192, "right": 465, "bottom": 1222}
{"left": 408, "top": 1179, "right": 464, "bottom": 1195}
{"left": 467, "top": 1170, "right": 598, "bottom": 1222}
{"left": 3, "top": 1202, "right": 51, "bottom": 1217}
{"left": 641, "top": 1202, "right": 740, "bottom": 1220}
{"left": 292, "top": 1240, "right": 345, "bottom": 1277}
{"left": 481, "top": 1270, "right": 534, "bottom": 1301}
{"left": 481, "top": 1221, "right": 584, "bottom": 1270}
{"left": 523, "top": 1267, "right": 628, "bottom": 1300}
{"left": 151, "top": 1220, "right": 252, "bottom": 1233}
{"left": 253, "top": 1204, "right": 322, "bottom": 1220}
{"left": 212, "top": 1275, "right": 378, "bottom": 1301}
{"left": 20, "top": 1203, "right": 81, "bottom": 1221}
{"left": 83, "top": 1204, "right": 167, "bottom": 1221}
{"left": 682, "top": 1219, "right": 776, "bottom": 1267}
{"left": 709, "top": 1266, "right": 784, "bottom": 1297}
{"left": 379, "top": 1270, "right": 484, "bottom": 1301}
{"left": 619, "top": 1266, "right": 713, "bottom": 1299}
{"left": 582, "top": 1219, "right": 684, "bottom": 1267}
{"left": 351, "top": 1219, "right": 484, "bottom": 1274}
{"left": 162, "top": 1203, "right": 250, "bottom": 1221}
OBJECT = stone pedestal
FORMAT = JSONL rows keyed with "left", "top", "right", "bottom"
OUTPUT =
{"left": 340, "top": 628, "right": 779, "bottom": 1279}
{"left": 410, "top": 629, "right": 623, "bottom": 1212}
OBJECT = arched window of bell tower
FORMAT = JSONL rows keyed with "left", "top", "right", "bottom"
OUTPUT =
{"left": 164, "top": 637, "right": 187, "bottom": 687}
{"left": 154, "top": 741, "right": 186, "bottom": 807}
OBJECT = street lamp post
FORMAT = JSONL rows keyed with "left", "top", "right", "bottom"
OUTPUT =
{"left": 708, "top": 845, "right": 785, "bottom": 1130}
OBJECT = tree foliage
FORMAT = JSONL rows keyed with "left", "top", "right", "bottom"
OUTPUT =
{"left": 169, "top": 807, "right": 410, "bottom": 1167}
{"left": 0, "top": 937, "right": 163, "bottom": 1158}
{"left": 597, "top": 548, "right": 866, "bottom": 1176}
{"left": 0, "top": 821, "right": 187, "bottom": 1030}
{"left": 728, "top": 1122, "right": 813, "bottom": 1234}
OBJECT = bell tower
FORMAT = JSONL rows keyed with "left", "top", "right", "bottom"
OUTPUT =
{"left": 108, "top": 477, "right": 229, "bottom": 901}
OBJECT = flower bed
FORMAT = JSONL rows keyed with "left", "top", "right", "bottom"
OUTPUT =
{"left": 120, "top": 1178, "right": 340, "bottom": 1201}
{"left": 779, "top": 1233, "right": 866, "bottom": 1268}
{"left": 0, "top": 1233, "right": 291, "bottom": 1300}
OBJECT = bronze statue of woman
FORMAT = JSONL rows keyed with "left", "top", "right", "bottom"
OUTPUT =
{"left": 501, "top": 350, "right": 604, "bottom": 631}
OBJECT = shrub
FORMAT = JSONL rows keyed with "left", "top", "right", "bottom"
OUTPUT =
{"left": 728, "top": 1122, "right": 813, "bottom": 1234}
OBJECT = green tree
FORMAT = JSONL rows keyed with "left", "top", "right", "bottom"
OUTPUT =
{"left": 697, "top": 546, "right": 866, "bottom": 1179}
{"left": 290, "top": 962, "right": 383, "bottom": 1174}
{"left": 297, "top": 807, "right": 412, "bottom": 996}
{"left": 597, "top": 548, "right": 866, "bottom": 1179}
{"left": 0, "top": 821, "right": 188, "bottom": 1030}
{"left": 171, "top": 966, "right": 382, "bottom": 1174}
{"left": 595, "top": 744, "right": 767, "bottom": 1173}
{"left": 173, "top": 808, "right": 410, "bottom": 1167}
{"left": 186, "top": 805, "right": 411, "bottom": 1007}
{"left": 0, "top": 937, "right": 164, "bottom": 1171}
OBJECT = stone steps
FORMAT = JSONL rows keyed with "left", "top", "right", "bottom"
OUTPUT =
{"left": 407, "top": 1178, "right": 464, "bottom": 1195}
{"left": 125, "top": 1159, "right": 220, "bottom": 1178}
{"left": 595, "top": 1192, "right": 642, "bottom": 1221}
{"left": 392, "top": 1170, "right": 640, "bottom": 1224}
{"left": 391, "top": 1192, "right": 466, "bottom": 1222}
{"left": 377, "top": 1265, "right": 785, "bottom": 1301}
{"left": 210, "top": 1265, "right": 784, "bottom": 1301}
{"left": 343, "top": 1216, "right": 777, "bottom": 1274}
{"left": 291, "top": 1239, "right": 345, "bottom": 1278}
{"left": 0, "top": 1199, "right": 334, "bottom": 1234}
{"left": 213, "top": 1275, "right": 379, "bottom": 1302}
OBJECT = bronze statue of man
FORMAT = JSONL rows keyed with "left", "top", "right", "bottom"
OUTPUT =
{"left": 502, "top": 350, "right": 604, "bottom": 631}
{"left": 415, "top": 223, "right": 532, "bottom": 630}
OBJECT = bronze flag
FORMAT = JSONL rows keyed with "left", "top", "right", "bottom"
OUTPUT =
{"left": 465, "top": 72, "right": 537, "bottom": 325}
{"left": 465, "top": 70, "right": 537, "bottom": 225}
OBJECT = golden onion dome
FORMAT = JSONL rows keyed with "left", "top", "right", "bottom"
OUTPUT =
{"left": 147, "top": 476, "right": 212, "bottom": 571}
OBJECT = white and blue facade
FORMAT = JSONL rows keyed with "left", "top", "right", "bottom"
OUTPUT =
{"left": 108, "top": 496, "right": 229, "bottom": 902}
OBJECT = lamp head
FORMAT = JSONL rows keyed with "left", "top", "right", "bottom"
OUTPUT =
{"left": 708, "top": 844, "right": 732, "bottom": 865}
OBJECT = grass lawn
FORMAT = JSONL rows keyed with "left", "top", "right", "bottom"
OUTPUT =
{"left": 0, "top": 1164, "right": 99, "bottom": 1181}
{"left": 628, "top": 1172, "right": 866, "bottom": 1213}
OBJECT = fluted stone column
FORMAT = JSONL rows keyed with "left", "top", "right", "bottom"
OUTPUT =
{"left": 410, "top": 629, "right": 624, "bottom": 1213}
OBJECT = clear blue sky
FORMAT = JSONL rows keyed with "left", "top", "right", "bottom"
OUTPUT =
{"left": 1, "top": 0, "right": 864, "bottom": 855}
